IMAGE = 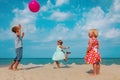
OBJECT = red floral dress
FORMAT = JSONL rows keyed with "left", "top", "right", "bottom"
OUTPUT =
{"left": 85, "top": 38, "right": 101, "bottom": 64}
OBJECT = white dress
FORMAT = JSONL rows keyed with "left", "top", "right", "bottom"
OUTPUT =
{"left": 52, "top": 46, "right": 65, "bottom": 61}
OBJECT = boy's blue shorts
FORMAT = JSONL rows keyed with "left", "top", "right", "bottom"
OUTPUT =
{"left": 14, "top": 47, "right": 23, "bottom": 62}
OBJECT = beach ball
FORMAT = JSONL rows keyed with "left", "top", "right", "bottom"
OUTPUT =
{"left": 28, "top": 0, "right": 40, "bottom": 13}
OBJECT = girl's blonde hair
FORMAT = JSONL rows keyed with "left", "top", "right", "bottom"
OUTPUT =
{"left": 89, "top": 29, "right": 98, "bottom": 38}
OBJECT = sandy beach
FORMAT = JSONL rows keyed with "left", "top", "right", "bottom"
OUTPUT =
{"left": 0, "top": 63, "right": 120, "bottom": 80}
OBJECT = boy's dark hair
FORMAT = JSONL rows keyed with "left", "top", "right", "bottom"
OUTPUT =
{"left": 11, "top": 26, "right": 18, "bottom": 33}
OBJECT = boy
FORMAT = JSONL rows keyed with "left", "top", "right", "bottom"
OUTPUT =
{"left": 9, "top": 24, "right": 24, "bottom": 71}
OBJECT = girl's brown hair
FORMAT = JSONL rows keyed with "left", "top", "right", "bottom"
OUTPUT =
{"left": 57, "top": 40, "right": 63, "bottom": 45}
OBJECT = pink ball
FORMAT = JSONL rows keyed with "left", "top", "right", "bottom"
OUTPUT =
{"left": 28, "top": 0, "right": 40, "bottom": 13}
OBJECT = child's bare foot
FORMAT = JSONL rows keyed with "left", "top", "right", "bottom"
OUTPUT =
{"left": 90, "top": 73, "right": 97, "bottom": 76}
{"left": 53, "top": 67, "right": 61, "bottom": 69}
{"left": 9, "top": 61, "right": 16, "bottom": 70}
{"left": 13, "top": 68, "right": 19, "bottom": 71}
{"left": 97, "top": 73, "right": 100, "bottom": 75}
{"left": 9, "top": 67, "right": 13, "bottom": 70}
{"left": 53, "top": 67, "right": 57, "bottom": 69}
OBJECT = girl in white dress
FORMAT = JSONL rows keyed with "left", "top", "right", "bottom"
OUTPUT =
{"left": 52, "top": 40, "right": 70, "bottom": 68}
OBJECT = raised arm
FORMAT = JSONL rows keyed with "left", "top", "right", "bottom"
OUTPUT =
{"left": 22, "top": 32, "right": 24, "bottom": 38}
{"left": 59, "top": 45, "right": 69, "bottom": 49}
{"left": 18, "top": 24, "right": 24, "bottom": 38}
{"left": 16, "top": 24, "right": 21, "bottom": 37}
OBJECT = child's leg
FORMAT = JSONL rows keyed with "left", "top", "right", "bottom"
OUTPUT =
{"left": 55, "top": 61, "right": 60, "bottom": 68}
{"left": 13, "top": 61, "right": 19, "bottom": 71}
{"left": 9, "top": 61, "right": 16, "bottom": 70}
{"left": 96, "top": 63, "right": 100, "bottom": 74}
{"left": 65, "top": 53, "right": 69, "bottom": 61}
{"left": 13, "top": 47, "right": 22, "bottom": 71}
{"left": 65, "top": 52, "right": 71, "bottom": 61}
{"left": 93, "top": 64, "right": 97, "bottom": 75}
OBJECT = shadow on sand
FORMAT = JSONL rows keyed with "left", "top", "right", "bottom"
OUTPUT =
{"left": 86, "top": 69, "right": 94, "bottom": 74}
{"left": 61, "top": 65, "right": 71, "bottom": 68}
{"left": 19, "top": 65, "right": 43, "bottom": 70}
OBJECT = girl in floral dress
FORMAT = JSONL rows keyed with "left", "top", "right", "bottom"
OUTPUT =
{"left": 85, "top": 29, "right": 101, "bottom": 75}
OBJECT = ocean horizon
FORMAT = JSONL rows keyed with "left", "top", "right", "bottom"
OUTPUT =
{"left": 0, "top": 58, "right": 120, "bottom": 66}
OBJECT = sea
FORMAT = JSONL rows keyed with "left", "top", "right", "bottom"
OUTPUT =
{"left": 0, "top": 58, "right": 120, "bottom": 67}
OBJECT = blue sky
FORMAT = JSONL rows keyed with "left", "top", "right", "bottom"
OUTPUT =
{"left": 0, "top": 0, "right": 120, "bottom": 58}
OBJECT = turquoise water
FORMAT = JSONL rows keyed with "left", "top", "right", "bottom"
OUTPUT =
{"left": 0, "top": 58, "right": 120, "bottom": 66}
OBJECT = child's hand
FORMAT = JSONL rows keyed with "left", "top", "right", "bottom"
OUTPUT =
{"left": 66, "top": 46, "right": 70, "bottom": 49}
{"left": 22, "top": 32, "right": 24, "bottom": 38}
{"left": 18, "top": 24, "right": 21, "bottom": 29}
{"left": 67, "top": 46, "right": 70, "bottom": 49}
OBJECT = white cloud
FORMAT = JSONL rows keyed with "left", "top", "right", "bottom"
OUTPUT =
{"left": 73, "top": 7, "right": 108, "bottom": 39}
{"left": 75, "top": 0, "right": 120, "bottom": 39}
{"left": 41, "top": 0, "right": 69, "bottom": 12}
{"left": 40, "top": 0, "right": 73, "bottom": 22}
{"left": 40, "top": 6, "right": 48, "bottom": 12}
{"left": 49, "top": 11, "right": 72, "bottom": 21}
{"left": 109, "top": 0, "right": 120, "bottom": 23}
{"left": 0, "top": 28, "right": 13, "bottom": 40}
{"left": 44, "top": 24, "right": 83, "bottom": 42}
{"left": 46, "top": 24, "right": 69, "bottom": 41}
{"left": 41, "top": 0, "right": 120, "bottom": 42}
{"left": 10, "top": 3, "right": 39, "bottom": 40}
{"left": 105, "top": 28, "right": 120, "bottom": 38}
{"left": 112, "top": 0, "right": 120, "bottom": 13}
{"left": 82, "top": 7, "right": 106, "bottom": 29}
{"left": 0, "top": 3, "right": 38, "bottom": 41}
{"left": 26, "top": 0, "right": 120, "bottom": 42}
{"left": 1, "top": 0, "right": 120, "bottom": 42}
{"left": 40, "top": 0, "right": 54, "bottom": 12}
{"left": 55, "top": 0, "right": 69, "bottom": 6}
